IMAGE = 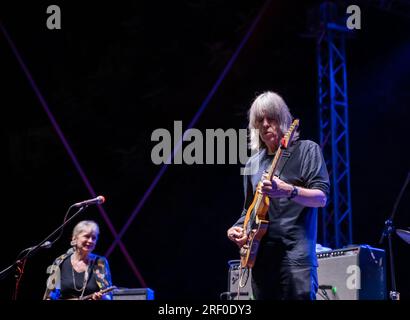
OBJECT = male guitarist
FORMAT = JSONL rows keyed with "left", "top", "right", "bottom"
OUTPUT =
{"left": 227, "top": 91, "right": 330, "bottom": 300}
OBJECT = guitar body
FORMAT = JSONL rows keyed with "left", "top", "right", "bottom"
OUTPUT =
{"left": 240, "top": 182, "right": 270, "bottom": 268}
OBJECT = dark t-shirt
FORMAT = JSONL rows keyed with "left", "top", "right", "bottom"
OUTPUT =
{"left": 60, "top": 256, "right": 100, "bottom": 299}
{"left": 234, "top": 140, "right": 330, "bottom": 267}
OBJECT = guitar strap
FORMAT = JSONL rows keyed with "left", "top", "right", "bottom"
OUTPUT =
{"left": 273, "top": 139, "right": 299, "bottom": 178}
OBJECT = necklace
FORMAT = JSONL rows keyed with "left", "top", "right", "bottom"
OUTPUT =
{"left": 71, "top": 257, "right": 89, "bottom": 292}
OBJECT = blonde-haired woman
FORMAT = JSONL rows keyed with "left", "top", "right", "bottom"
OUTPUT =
{"left": 43, "top": 220, "right": 113, "bottom": 300}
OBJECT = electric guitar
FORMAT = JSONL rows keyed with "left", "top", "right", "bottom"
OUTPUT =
{"left": 239, "top": 119, "right": 299, "bottom": 269}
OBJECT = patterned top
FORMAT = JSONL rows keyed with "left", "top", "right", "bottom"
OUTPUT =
{"left": 43, "top": 248, "right": 113, "bottom": 300}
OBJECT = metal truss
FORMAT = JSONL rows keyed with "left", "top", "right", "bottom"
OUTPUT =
{"left": 316, "top": 4, "right": 353, "bottom": 248}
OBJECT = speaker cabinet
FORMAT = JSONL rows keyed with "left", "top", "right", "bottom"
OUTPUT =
{"left": 316, "top": 245, "right": 386, "bottom": 300}
{"left": 225, "top": 260, "right": 253, "bottom": 300}
{"left": 112, "top": 288, "right": 155, "bottom": 300}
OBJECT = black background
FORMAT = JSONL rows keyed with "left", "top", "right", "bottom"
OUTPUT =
{"left": 1, "top": 0, "right": 409, "bottom": 300}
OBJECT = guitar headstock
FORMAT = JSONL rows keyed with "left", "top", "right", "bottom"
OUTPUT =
{"left": 280, "top": 119, "right": 299, "bottom": 149}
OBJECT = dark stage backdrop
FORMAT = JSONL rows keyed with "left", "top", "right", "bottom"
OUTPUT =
{"left": 1, "top": 1, "right": 409, "bottom": 300}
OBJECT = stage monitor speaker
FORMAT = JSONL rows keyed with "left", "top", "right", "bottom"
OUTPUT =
{"left": 225, "top": 260, "right": 253, "bottom": 300}
{"left": 316, "top": 245, "right": 386, "bottom": 300}
{"left": 112, "top": 288, "right": 155, "bottom": 300}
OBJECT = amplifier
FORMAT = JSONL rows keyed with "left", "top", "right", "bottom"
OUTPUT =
{"left": 316, "top": 245, "right": 386, "bottom": 300}
{"left": 112, "top": 288, "right": 155, "bottom": 300}
{"left": 225, "top": 260, "right": 253, "bottom": 300}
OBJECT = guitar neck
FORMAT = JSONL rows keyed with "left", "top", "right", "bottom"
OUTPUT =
{"left": 265, "top": 119, "right": 298, "bottom": 180}
{"left": 79, "top": 286, "right": 116, "bottom": 300}
{"left": 266, "top": 146, "right": 284, "bottom": 180}
{"left": 254, "top": 147, "right": 284, "bottom": 207}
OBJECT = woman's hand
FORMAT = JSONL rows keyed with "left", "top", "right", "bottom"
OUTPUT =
{"left": 91, "top": 291, "right": 103, "bottom": 300}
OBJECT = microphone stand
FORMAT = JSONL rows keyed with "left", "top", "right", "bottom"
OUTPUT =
{"left": 379, "top": 172, "right": 410, "bottom": 301}
{"left": 0, "top": 204, "right": 87, "bottom": 300}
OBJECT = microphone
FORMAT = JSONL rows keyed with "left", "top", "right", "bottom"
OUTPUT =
{"left": 73, "top": 196, "right": 105, "bottom": 208}
{"left": 25, "top": 241, "right": 53, "bottom": 252}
